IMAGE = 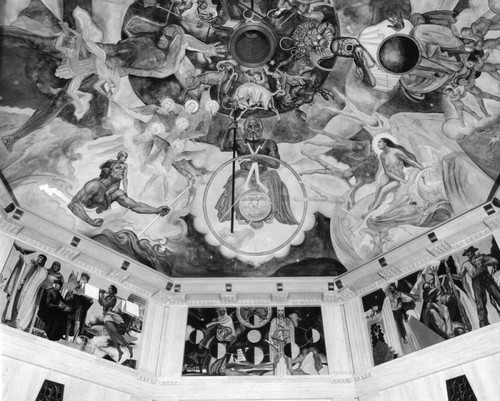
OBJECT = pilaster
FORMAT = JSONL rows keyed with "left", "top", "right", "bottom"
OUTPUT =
{"left": 156, "top": 305, "right": 188, "bottom": 380}
{"left": 344, "top": 297, "right": 373, "bottom": 373}
{"left": 322, "top": 304, "right": 353, "bottom": 374}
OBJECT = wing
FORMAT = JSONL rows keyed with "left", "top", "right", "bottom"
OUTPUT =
{"left": 123, "top": 15, "right": 164, "bottom": 38}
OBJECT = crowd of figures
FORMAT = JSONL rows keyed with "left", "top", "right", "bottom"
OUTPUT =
{"left": 364, "top": 237, "right": 500, "bottom": 366}
{"left": 0, "top": 243, "right": 143, "bottom": 368}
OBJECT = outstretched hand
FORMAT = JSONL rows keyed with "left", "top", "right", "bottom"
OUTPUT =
{"left": 91, "top": 218, "right": 104, "bottom": 227}
{"left": 204, "top": 42, "right": 227, "bottom": 63}
{"left": 157, "top": 206, "right": 171, "bottom": 216}
{"left": 388, "top": 12, "right": 405, "bottom": 32}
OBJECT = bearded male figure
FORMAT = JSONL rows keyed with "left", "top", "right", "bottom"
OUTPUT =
{"left": 215, "top": 116, "right": 298, "bottom": 228}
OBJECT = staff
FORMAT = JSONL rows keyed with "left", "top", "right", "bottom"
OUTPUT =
{"left": 138, "top": 186, "right": 190, "bottom": 238}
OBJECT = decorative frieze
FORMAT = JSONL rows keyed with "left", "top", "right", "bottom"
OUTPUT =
{"left": 167, "top": 293, "right": 186, "bottom": 304}
{"left": 55, "top": 244, "right": 80, "bottom": 260}
{"left": 158, "top": 378, "right": 181, "bottom": 386}
{"left": 71, "top": 258, "right": 106, "bottom": 277}
{"left": 220, "top": 293, "right": 237, "bottom": 303}
{"left": 271, "top": 292, "right": 289, "bottom": 303}
{"left": 356, "top": 281, "right": 384, "bottom": 297}
{"left": 0, "top": 217, "right": 23, "bottom": 235}
{"left": 484, "top": 214, "right": 500, "bottom": 231}
{"left": 107, "top": 269, "right": 130, "bottom": 283}
{"left": 337, "top": 288, "right": 356, "bottom": 302}
{"left": 376, "top": 265, "right": 401, "bottom": 281}
{"left": 16, "top": 232, "right": 57, "bottom": 253}
{"left": 330, "top": 376, "right": 354, "bottom": 384}
{"left": 152, "top": 289, "right": 171, "bottom": 305}
{"left": 426, "top": 240, "right": 452, "bottom": 257}
{"left": 322, "top": 292, "right": 340, "bottom": 303}
{"left": 452, "top": 228, "right": 492, "bottom": 252}
{"left": 121, "top": 281, "right": 152, "bottom": 297}
{"left": 354, "top": 372, "right": 372, "bottom": 382}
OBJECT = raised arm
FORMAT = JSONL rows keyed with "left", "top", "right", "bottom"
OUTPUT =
{"left": 122, "top": 35, "right": 188, "bottom": 78}
{"left": 184, "top": 35, "right": 226, "bottom": 63}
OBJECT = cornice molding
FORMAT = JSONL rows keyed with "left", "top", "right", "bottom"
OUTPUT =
{"left": 0, "top": 217, "right": 23, "bottom": 235}
{"left": 152, "top": 289, "right": 171, "bottom": 305}
{"left": 220, "top": 293, "right": 238, "bottom": 303}
{"left": 107, "top": 269, "right": 131, "bottom": 283}
{"left": 271, "top": 292, "right": 289, "bottom": 303}
{"left": 16, "top": 231, "right": 57, "bottom": 253}
{"left": 353, "top": 372, "right": 372, "bottom": 382}
{"left": 376, "top": 265, "right": 401, "bottom": 281}
{"left": 55, "top": 244, "right": 81, "bottom": 260}
{"left": 484, "top": 214, "right": 500, "bottom": 231}
{"left": 426, "top": 240, "right": 452, "bottom": 257}
{"left": 166, "top": 294, "right": 186, "bottom": 304}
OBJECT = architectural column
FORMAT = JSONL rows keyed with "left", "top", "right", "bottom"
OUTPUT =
{"left": 137, "top": 300, "right": 169, "bottom": 375}
{"left": 321, "top": 304, "right": 353, "bottom": 374}
{"left": 157, "top": 305, "right": 189, "bottom": 380}
{"left": 344, "top": 297, "right": 373, "bottom": 373}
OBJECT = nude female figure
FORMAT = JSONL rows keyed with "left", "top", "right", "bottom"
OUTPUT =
{"left": 367, "top": 138, "right": 424, "bottom": 212}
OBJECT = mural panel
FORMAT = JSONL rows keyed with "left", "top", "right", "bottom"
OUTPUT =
{"left": 1, "top": 0, "right": 499, "bottom": 277}
{"left": 363, "top": 235, "right": 500, "bottom": 366}
{"left": 183, "top": 306, "right": 328, "bottom": 376}
{"left": 0, "top": 242, "right": 146, "bottom": 369}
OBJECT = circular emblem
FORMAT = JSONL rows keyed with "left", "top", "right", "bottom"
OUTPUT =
{"left": 238, "top": 190, "right": 272, "bottom": 222}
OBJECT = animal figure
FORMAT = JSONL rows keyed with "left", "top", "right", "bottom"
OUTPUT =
{"left": 231, "top": 83, "right": 285, "bottom": 118}
{"left": 181, "top": 61, "right": 237, "bottom": 100}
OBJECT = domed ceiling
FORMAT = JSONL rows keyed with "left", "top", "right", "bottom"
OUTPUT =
{"left": 1, "top": 0, "right": 499, "bottom": 278}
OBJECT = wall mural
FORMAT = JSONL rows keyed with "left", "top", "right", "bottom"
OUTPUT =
{"left": 183, "top": 306, "right": 328, "bottom": 375}
{"left": 0, "top": 241, "right": 146, "bottom": 369}
{"left": 1, "top": 0, "right": 499, "bottom": 278}
{"left": 362, "top": 235, "right": 500, "bottom": 366}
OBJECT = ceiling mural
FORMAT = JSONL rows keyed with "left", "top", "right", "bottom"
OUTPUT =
{"left": 0, "top": 0, "right": 499, "bottom": 278}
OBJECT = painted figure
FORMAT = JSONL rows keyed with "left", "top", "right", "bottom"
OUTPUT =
{"left": 461, "top": 15, "right": 500, "bottom": 51}
{"left": 215, "top": 116, "right": 299, "bottom": 228}
{"left": 268, "top": 307, "right": 295, "bottom": 375}
{"left": 383, "top": 283, "right": 415, "bottom": 344}
{"left": 37, "top": 279, "right": 72, "bottom": 341}
{"left": 100, "top": 151, "right": 129, "bottom": 193}
{"left": 15, "top": 256, "right": 52, "bottom": 331}
{"left": 457, "top": 76, "right": 500, "bottom": 118}
{"left": 41, "top": 261, "right": 65, "bottom": 290}
{"left": 98, "top": 285, "right": 134, "bottom": 362}
{"left": 459, "top": 246, "right": 500, "bottom": 327}
{"left": 465, "top": 52, "right": 500, "bottom": 81}
{"left": 65, "top": 272, "right": 93, "bottom": 341}
{"left": 2, "top": 245, "right": 45, "bottom": 325}
{"left": 368, "top": 138, "right": 424, "bottom": 213}
{"left": 199, "top": 307, "right": 236, "bottom": 375}
{"left": 444, "top": 86, "right": 481, "bottom": 127}
{"left": 68, "top": 160, "right": 170, "bottom": 227}
{"left": 100, "top": 24, "right": 226, "bottom": 79}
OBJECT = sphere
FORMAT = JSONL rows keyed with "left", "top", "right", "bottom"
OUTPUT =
{"left": 377, "top": 35, "right": 420, "bottom": 74}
